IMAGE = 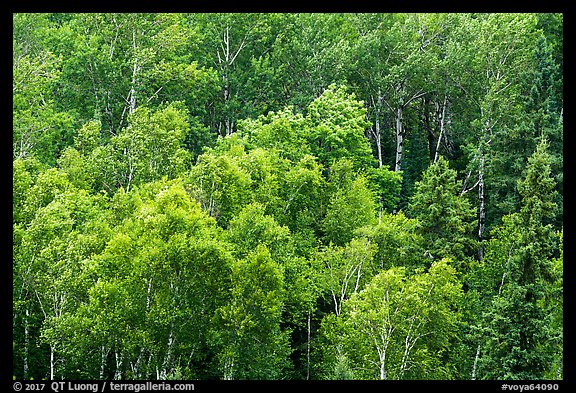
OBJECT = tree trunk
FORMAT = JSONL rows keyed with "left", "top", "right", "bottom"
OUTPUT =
{"left": 114, "top": 350, "right": 122, "bottom": 380}
{"left": 380, "top": 358, "right": 387, "bottom": 380}
{"left": 377, "top": 335, "right": 389, "bottom": 381}
{"left": 478, "top": 144, "right": 486, "bottom": 262}
{"left": 371, "top": 91, "right": 384, "bottom": 168}
{"left": 434, "top": 96, "right": 448, "bottom": 163}
{"left": 146, "top": 278, "right": 152, "bottom": 312}
{"left": 222, "top": 71, "right": 232, "bottom": 136}
{"left": 471, "top": 342, "right": 481, "bottom": 380}
{"left": 128, "top": 28, "right": 138, "bottom": 115}
{"left": 374, "top": 117, "right": 383, "bottom": 168}
{"left": 100, "top": 345, "right": 109, "bottom": 379}
{"left": 306, "top": 311, "right": 311, "bottom": 380}
{"left": 50, "top": 345, "right": 55, "bottom": 380}
{"left": 24, "top": 306, "right": 29, "bottom": 380}
{"left": 395, "top": 106, "right": 404, "bottom": 172}
{"left": 160, "top": 326, "right": 175, "bottom": 380}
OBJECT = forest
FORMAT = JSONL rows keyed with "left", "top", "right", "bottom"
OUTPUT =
{"left": 12, "top": 13, "right": 563, "bottom": 381}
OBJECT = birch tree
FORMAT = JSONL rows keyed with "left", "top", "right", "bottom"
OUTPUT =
{"left": 319, "top": 259, "right": 462, "bottom": 380}
{"left": 314, "top": 238, "right": 377, "bottom": 317}
{"left": 13, "top": 14, "right": 74, "bottom": 165}
{"left": 449, "top": 14, "right": 538, "bottom": 260}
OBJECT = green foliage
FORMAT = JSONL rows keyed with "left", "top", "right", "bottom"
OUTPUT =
{"left": 185, "top": 145, "right": 252, "bottom": 226}
{"left": 226, "top": 202, "right": 292, "bottom": 260}
{"left": 276, "top": 154, "right": 328, "bottom": 251}
{"left": 408, "top": 156, "right": 476, "bottom": 265}
{"left": 318, "top": 259, "right": 462, "bottom": 380}
{"left": 323, "top": 174, "right": 377, "bottom": 246}
{"left": 12, "top": 12, "right": 562, "bottom": 381}
{"left": 306, "top": 84, "right": 374, "bottom": 170}
{"left": 211, "top": 245, "right": 291, "bottom": 379}
{"left": 366, "top": 165, "right": 403, "bottom": 213}
{"left": 356, "top": 211, "right": 425, "bottom": 271}
{"left": 238, "top": 107, "right": 310, "bottom": 162}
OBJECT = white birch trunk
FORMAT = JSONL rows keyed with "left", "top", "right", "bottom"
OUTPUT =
{"left": 160, "top": 327, "right": 175, "bottom": 380}
{"left": 24, "top": 306, "right": 29, "bottom": 379}
{"left": 306, "top": 311, "right": 311, "bottom": 380}
{"left": 478, "top": 146, "right": 486, "bottom": 262}
{"left": 114, "top": 350, "right": 122, "bottom": 380}
{"left": 128, "top": 28, "right": 138, "bottom": 115}
{"left": 370, "top": 91, "right": 384, "bottom": 169}
{"left": 380, "top": 357, "right": 387, "bottom": 380}
{"left": 471, "top": 342, "right": 481, "bottom": 380}
{"left": 100, "top": 345, "right": 109, "bottom": 380}
{"left": 434, "top": 96, "right": 448, "bottom": 163}
{"left": 50, "top": 345, "right": 55, "bottom": 380}
{"left": 395, "top": 106, "right": 404, "bottom": 172}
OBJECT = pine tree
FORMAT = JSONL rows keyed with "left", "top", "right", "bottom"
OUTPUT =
{"left": 408, "top": 156, "right": 476, "bottom": 266}
{"left": 478, "top": 140, "right": 560, "bottom": 379}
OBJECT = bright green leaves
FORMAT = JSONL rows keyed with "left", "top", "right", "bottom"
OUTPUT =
{"left": 313, "top": 237, "right": 377, "bottom": 316}
{"left": 13, "top": 171, "right": 113, "bottom": 379}
{"left": 57, "top": 103, "right": 192, "bottom": 195}
{"left": 45, "top": 179, "right": 234, "bottom": 379}
{"left": 323, "top": 174, "right": 377, "bottom": 247}
{"left": 319, "top": 259, "right": 463, "bottom": 380}
{"left": 238, "top": 107, "right": 309, "bottom": 162}
{"left": 277, "top": 155, "right": 327, "bottom": 247}
{"left": 227, "top": 203, "right": 291, "bottom": 260}
{"left": 240, "top": 84, "right": 374, "bottom": 172}
{"left": 186, "top": 146, "right": 252, "bottom": 226}
{"left": 356, "top": 211, "right": 424, "bottom": 271}
{"left": 13, "top": 12, "right": 563, "bottom": 381}
{"left": 107, "top": 103, "right": 191, "bottom": 191}
{"left": 211, "top": 245, "right": 291, "bottom": 380}
{"left": 306, "top": 85, "right": 373, "bottom": 170}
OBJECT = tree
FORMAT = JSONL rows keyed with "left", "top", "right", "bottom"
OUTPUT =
{"left": 473, "top": 140, "right": 561, "bottom": 379}
{"left": 211, "top": 245, "right": 291, "bottom": 379}
{"left": 13, "top": 15, "right": 74, "bottom": 165}
{"left": 305, "top": 84, "right": 374, "bottom": 172}
{"left": 355, "top": 210, "right": 424, "bottom": 271}
{"left": 238, "top": 106, "right": 310, "bottom": 162}
{"left": 276, "top": 154, "right": 327, "bottom": 252}
{"left": 226, "top": 202, "right": 291, "bottom": 261}
{"left": 450, "top": 14, "right": 539, "bottom": 259}
{"left": 488, "top": 28, "right": 563, "bottom": 229}
{"left": 185, "top": 144, "right": 252, "bottom": 226}
{"left": 226, "top": 203, "right": 321, "bottom": 380}
{"left": 38, "top": 179, "right": 234, "bottom": 379}
{"left": 100, "top": 103, "right": 191, "bottom": 192}
{"left": 322, "top": 161, "right": 377, "bottom": 247}
{"left": 13, "top": 176, "right": 111, "bottom": 379}
{"left": 313, "top": 237, "right": 377, "bottom": 317}
{"left": 408, "top": 156, "right": 476, "bottom": 265}
{"left": 318, "top": 259, "right": 462, "bottom": 380}
{"left": 189, "top": 13, "right": 276, "bottom": 136}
